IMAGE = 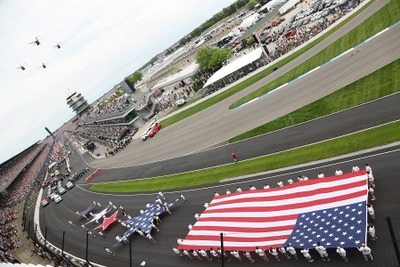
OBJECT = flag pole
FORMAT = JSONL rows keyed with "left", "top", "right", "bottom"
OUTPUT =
{"left": 220, "top": 232, "right": 224, "bottom": 267}
{"left": 129, "top": 237, "right": 132, "bottom": 267}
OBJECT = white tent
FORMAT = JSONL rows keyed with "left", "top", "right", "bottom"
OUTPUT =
{"left": 260, "top": 0, "right": 284, "bottom": 12}
{"left": 239, "top": 13, "right": 260, "bottom": 29}
{"left": 203, "top": 47, "right": 264, "bottom": 87}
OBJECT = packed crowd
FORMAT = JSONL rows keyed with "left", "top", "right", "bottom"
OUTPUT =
{"left": 1, "top": 144, "right": 51, "bottom": 206}
{"left": 174, "top": 164, "right": 378, "bottom": 263}
{"left": 204, "top": 0, "right": 363, "bottom": 96}
{"left": 0, "top": 207, "right": 20, "bottom": 263}
{"left": 105, "top": 129, "right": 137, "bottom": 156}
{"left": 157, "top": 86, "right": 192, "bottom": 110}
{"left": 0, "top": 138, "right": 70, "bottom": 265}
{"left": 262, "top": 2, "right": 359, "bottom": 58}
{"left": 88, "top": 94, "right": 133, "bottom": 121}
{"left": 75, "top": 125, "right": 131, "bottom": 145}
{"left": 0, "top": 143, "right": 44, "bottom": 191}
{"left": 48, "top": 140, "right": 68, "bottom": 166}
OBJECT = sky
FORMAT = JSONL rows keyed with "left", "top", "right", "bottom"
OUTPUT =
{"left": 0, "top": 0, "right": 236, "bottom": 164}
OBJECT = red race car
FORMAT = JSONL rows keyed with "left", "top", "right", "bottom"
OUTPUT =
{"left": 148, "top": 123, "right": 161, "bottom": 138}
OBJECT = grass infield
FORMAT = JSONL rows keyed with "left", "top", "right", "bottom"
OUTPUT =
{"left": 90, "top": 120, "right": 400, "bottom": 193}
{"left": 229, "top": 59, "right": 400, "bottom": 143}
{"left": 229, "top": 0, "right": 399, "bottom": 109}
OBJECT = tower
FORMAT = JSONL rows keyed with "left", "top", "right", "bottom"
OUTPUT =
{"left": 45, "top": 127, "right": 55, "bottom": 140}
{"left": 66, "top": 91, "right": 90, "bottom": 115}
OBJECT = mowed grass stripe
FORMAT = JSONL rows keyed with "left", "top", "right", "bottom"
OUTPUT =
{"left": 230, "top": 0, "right": 399, "bottom": 109}
{"left": 229, "top": 59, "right": 400, "bottom": 143}
{"left": 90, "top": 120, "right": 400, "bottom": 193}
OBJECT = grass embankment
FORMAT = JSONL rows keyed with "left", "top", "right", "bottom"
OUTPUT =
{"left": 91, "top": 120, "right": 400, "bottom": 193}
{"left": 160, "top": 0, "right": 376, "bottom": 128}
{"left": 229, "top": 59, "right": 400, "bottom": 142}
{"left": 230, "top": 0, "right": 399, "bottom": 109}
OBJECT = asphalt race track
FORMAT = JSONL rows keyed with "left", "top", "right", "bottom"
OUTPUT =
{"left": 39, "top": 1, "right": 400, "bottom": 266}
{"left": 41, "top": 147, "right": 400, "bottom": 267}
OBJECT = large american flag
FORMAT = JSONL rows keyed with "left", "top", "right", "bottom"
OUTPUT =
{"left": 178, "top": 171, "right": 368, "bottom": 251}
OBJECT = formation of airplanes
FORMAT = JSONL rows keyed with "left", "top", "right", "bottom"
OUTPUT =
{"left": 17, "top": 36, "right": 62, "bottom": 71}
{"left": 67, "top": 194, "right": 186, "bottom": 255}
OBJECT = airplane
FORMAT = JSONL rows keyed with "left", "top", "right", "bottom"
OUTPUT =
{"left": 39, "top": 63, "right": 47, "bottom": 69}
{"left": 93, "top": 210, "right": 119, "bottom": 232}
{"left": 29, "top": 36, "right": 41, "bottom": 46}
{"left": 113, "top": 196, "right": 180, "bottom": 248}
{"left": 53, "top": 43, "right": 61, "bottom": 49}
{"left": 68, "top": 201, "right": 99, "bottom": 225}
{"left": 81, "top": 202, "right": 115, "bottom": 227}
{"left": 16, "top": 65, "right": 26, "bottom": 71}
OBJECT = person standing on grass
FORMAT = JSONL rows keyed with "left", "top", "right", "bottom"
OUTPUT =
{"left": 231, "top": 153, "right": 237, "bottom": 163}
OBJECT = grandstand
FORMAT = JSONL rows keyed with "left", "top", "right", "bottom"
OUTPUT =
{"left": 0, "top": 142, "right": 45, "bottom": 197}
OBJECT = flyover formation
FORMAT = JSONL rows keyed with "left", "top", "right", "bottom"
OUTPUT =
{"left": 40, "top": 1, "right": 400, "bottom": 266}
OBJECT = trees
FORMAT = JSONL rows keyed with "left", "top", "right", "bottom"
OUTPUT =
{"left": 195, "top": 46, "right": 233, "bottom": 74}
{"left": 127, "top": 71, "right": 143, "bottom": 85}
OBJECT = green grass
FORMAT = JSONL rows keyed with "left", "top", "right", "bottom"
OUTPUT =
{"left": 91, "top": 120, "right": 400, "bottom": 193}
{"left": 229, "top": 59, "right": 400, "bottom": 142}
{"left": 230, "top": 0, "right": 400, "bottom": 109}
{"left": 160, "top": 0, "right": 378, "bottom": 128}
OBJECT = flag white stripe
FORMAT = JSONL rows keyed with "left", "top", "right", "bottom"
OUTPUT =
{"left": 181, "top": 239, "right": 288, "bottom": 247}
{"left": 203, "top": 195, "right": 366, "bottom": 218}
{"left": 210, "top": 174, "right": 366, "bottom": 205}
{"left": 207, "top": 186, "right": 366, "bottom": 211}
{"left": 188, "top": 229, "right": 293, "bottom": 238}
{"left": 194, "top": 219, "right": 297, "bottom": 228}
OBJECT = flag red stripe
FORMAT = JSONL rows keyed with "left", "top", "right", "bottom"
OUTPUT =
{"left": 213, "top": 170, "right": 366, "bottom": 201}
{"left": 198, "top": 214, "right": 298, "bottom": 222}
{"left": 184, "top": 234, "right": 291, "bottom": 242}
{"left": 192, "top": 224, "right": 294, "bottom": 233}
{"left": 205, "top": 190, "right": 366, "bottom": 213}
{"left": 178, "top": 244, "right": 284, "bottom": 251}
{"left": 210, "top": 180, "right": 366, "bottom": 207}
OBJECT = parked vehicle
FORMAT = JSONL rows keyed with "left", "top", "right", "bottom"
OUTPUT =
{"left": 53, "top": 194, "right": 63, "bottom": 203}
{"left": 176, "top": 98, "right": 186, "bottom": 107}
{"left": 66, "top": 181, "right": 74, "bottom": 189}
{"left": 58, "top": 187, "right": 67, "bottom": 195}
{"left": 41, "top": 197, "right": 51, "bottom": 207}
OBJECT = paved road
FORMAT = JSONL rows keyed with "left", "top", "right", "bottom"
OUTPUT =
{"left": 41, "top": 147, "right": 400, "bottom": 266}
{"left": 80, "top": 93, "right": 399, "bottom": 184}
{"left": 38, "top": 1, "right": 400, "bottom": 266}
{"left": 93, "top": 1, "right": 399, "bottom": 169}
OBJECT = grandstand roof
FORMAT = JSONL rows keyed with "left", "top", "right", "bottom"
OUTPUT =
{"left": 203, "top": 47, "right": 264, "bottom": 87}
